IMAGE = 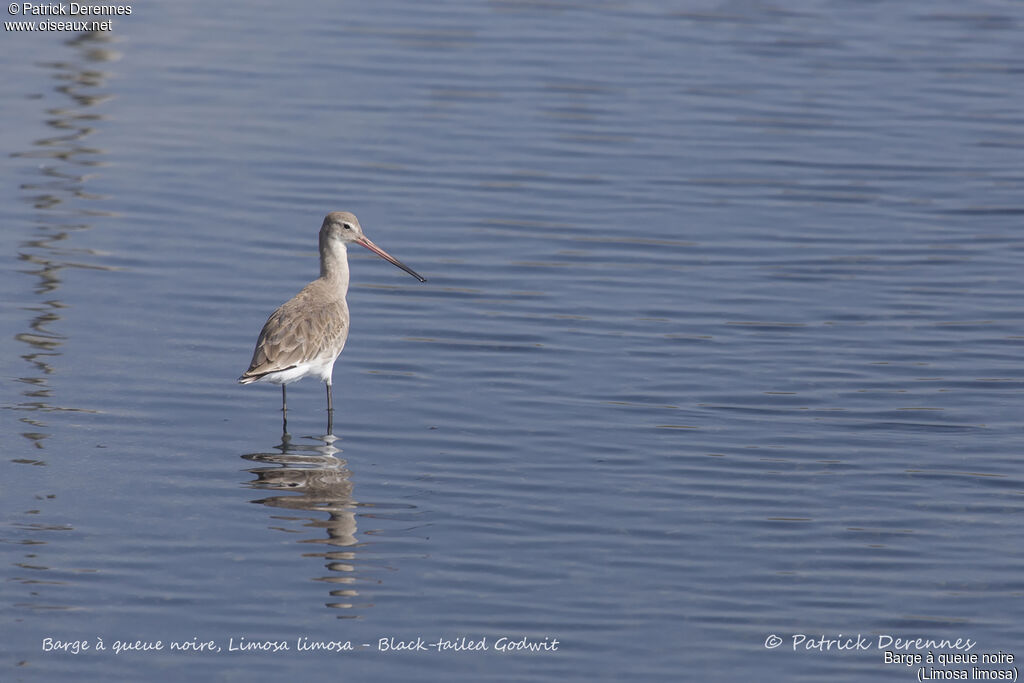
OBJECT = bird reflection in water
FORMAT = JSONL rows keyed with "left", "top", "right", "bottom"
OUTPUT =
{"left": 242, "top": 434, "right": 373, "bottom": 617}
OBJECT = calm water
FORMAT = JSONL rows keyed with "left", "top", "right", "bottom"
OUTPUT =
{"left": 3, "top": 1, "right": 1023, "bottom": 681}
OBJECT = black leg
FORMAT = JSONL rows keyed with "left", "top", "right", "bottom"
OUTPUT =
{"left": 326, "top": 382, "right": 334, "bottom": 434}
{"left": 281, "top": 385, "right": 288, "bottom": 434}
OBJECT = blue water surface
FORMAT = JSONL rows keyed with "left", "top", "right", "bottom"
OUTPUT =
{"left": 2, "top": 1, "right": 1023, "bottom": 681}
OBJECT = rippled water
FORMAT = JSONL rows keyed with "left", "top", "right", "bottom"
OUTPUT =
{"left": 3, "top": 1, "right": 1024, "bottom": 681}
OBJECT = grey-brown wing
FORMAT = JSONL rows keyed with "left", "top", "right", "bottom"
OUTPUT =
{"left": 240, "top": 294, "right": 348, "bottom": 380}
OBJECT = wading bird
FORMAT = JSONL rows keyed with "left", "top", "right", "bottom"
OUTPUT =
{"left": 239, "top": 211, "right": 425, "bottom": 432}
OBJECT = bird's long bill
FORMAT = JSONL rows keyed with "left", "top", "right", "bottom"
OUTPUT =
{"left": 356, "top": 236, "right": 426, "bottom": 282}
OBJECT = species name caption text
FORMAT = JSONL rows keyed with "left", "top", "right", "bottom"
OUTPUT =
{"left": 41, "top": 635, "right": 561, "bottom": 656}
{"left": 883, "top": 651, "right": 1018, "bottom": 682}
{"left": 762, "top": 634, "right": 1017, "bottom": 680}
{"left": 5, "top": 3, "right": 131, "bottom": 31}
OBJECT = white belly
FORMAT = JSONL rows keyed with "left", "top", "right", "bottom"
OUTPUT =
{"left": 253, "top": 356, "right": 337, "bottom": 385}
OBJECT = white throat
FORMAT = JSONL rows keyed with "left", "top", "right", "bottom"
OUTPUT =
{"left": 320, "top": 239, "right": 351, "bottom": 295}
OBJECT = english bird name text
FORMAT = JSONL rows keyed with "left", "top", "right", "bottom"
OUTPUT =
{"left": 377, "top": 635, "right": 560, "bottom": 653}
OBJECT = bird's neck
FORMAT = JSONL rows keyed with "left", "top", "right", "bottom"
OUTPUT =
{"left": 320, "top": 239, "right": 350, "bottom": 296}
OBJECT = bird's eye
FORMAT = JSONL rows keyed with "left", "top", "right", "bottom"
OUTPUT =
{"left": 342, "top": 223, "right": 353, "bottom": 231}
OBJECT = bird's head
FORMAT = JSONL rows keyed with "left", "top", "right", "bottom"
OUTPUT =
{"left": 320, "top": 211, "right": 425, "bottom": 282}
